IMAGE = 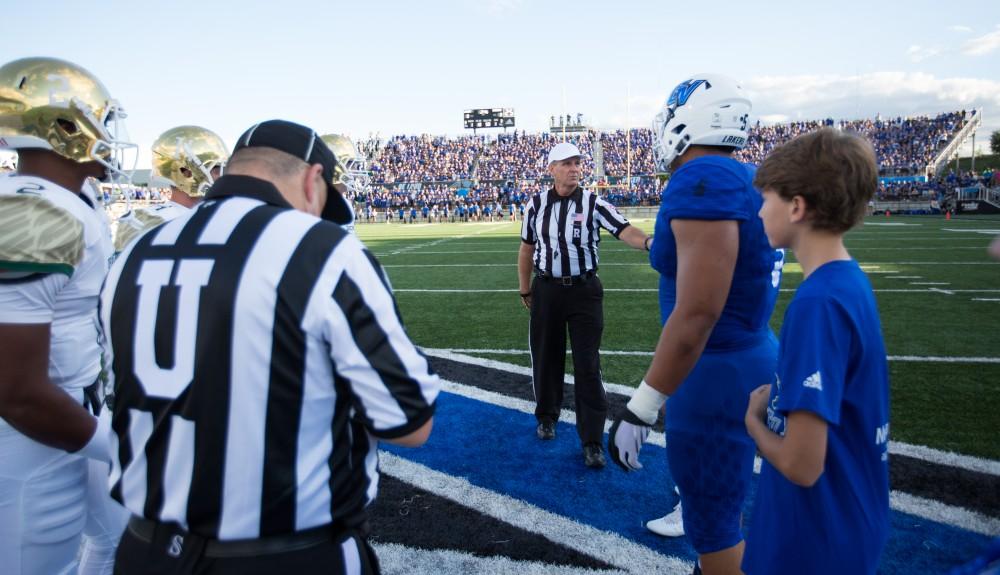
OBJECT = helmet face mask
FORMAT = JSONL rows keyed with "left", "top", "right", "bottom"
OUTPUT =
{"left": 651, "top": 73, "right": 752, "bottom": 173}
{"left": 0, "top": 57, "right": 137, "bottom": 184}
{"left": 151, "top": 126, "right": 228, "bottom": 197}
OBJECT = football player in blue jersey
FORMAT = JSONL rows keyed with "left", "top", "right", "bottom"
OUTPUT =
{"left": 608, "top": 73, "right": 783, "bottom": 575}
{"left": 743, "top": 128, "right": 889, "bottom": 575}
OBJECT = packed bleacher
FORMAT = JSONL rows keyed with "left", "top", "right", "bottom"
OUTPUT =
{"left": 88, "top": 109, "right": 989, "bottom": 216}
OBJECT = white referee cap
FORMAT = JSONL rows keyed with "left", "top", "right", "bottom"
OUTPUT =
{"left": 547, "top": 142, "right": 584, "bottom": 165}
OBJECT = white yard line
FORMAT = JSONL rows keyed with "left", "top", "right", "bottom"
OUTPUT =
{"left": 412, "top": 373, "right": 1000, "bottom": 537}
{"left": 382, "top": 262, "right": 999, "bottom": 268}
{"left": 972, "top": 298, "right": 1000, "bottom": 302}
{"left": 393, "top": 288, "right": 1000, "bottom": 294}
{"left": 379, "top": 453, "right": 690, "bottom": 574}
{"left": 385, "top": 224, "right": 509, "bottom": 256}
{"left": 890, "top": 491, "right": 1000, "bottom": 537}
{"left": 425, "top": 347, "right": 1000, "bottom": 365}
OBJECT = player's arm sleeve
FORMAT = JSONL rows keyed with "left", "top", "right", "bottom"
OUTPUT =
{"left": 661, "top": 165, "right": 751, "bottom": 222}
{"left": 520, "top": 200, "right": 536, "bottom": 244}
{"left": 319, "top": 237, "right": 439, "bottom": 439}
{"left": 0, "top": 273, "right": 69, "bottom": 323}
{"left": 0, "top": 195, "right": 84, "bottom": 278}
{"left": 774, "top": 297, "right": 850, "bottom": 425}
{"left": 594, "top": 196, "right": 630, "bottom": 238}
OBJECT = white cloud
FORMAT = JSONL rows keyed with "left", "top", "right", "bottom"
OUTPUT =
{"left": 962, "top": 27, "right": 1000, "bottom": 55}
{"left": 949, "top": 25, "right": 973, "bottom": 33}
{"left": 907, "top": 45, "right": 941, "bottom": 62}
{"left": 744, "top": 72, "right": 1000, "bottom": 137}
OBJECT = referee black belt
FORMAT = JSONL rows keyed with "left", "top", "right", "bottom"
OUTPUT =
{"left": 535, "top": 269, "right": 596, "bottom": 286}
{"left": 127, "top": 516, "right": 352, "bottom": 558}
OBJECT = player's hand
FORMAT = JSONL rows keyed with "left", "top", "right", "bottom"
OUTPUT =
{"left": 519, "top": 292, "right": 531, "bottom": 310}
{"left": 608, "top": 408, "right": 650, "bottom": 471}
{"left": 745, "top": 384, "right": 771, "bottom": 429}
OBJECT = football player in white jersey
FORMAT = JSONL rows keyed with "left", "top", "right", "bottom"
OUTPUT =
{"left": 114, "top": 125, "right": 227, "bottom": 252}
{"left": 320, "top": 133, "right": 369, "bottom": 234}
{"left": 0, "top": 57, "right": 135, "bottom": 575}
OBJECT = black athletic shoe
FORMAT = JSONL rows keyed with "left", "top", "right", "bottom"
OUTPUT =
{"left": 583, "top": 443, "right": 606, "bottom": 468}
{"left": 537, "top": 421, "right": 556, "bottom": 440}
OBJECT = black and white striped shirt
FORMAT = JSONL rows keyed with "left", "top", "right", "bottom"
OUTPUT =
{"left": 99, "top": 175, "right": 439, "bottom": 540}
{"left": 520, "top": 187, "right": 630, "bottom": 277}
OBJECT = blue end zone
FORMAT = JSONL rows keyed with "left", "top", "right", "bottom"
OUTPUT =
{"left": 383, "top": 392, "right": 994, "bottom": 573}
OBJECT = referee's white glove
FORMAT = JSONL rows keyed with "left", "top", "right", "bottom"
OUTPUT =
{"left": 608, "top": 381, "right": 666, "bottom": 472}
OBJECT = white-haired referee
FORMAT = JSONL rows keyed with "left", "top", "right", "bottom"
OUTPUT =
{"left": 100, "top": 120, "right": 439, "bottom": 574}
{"left": 517, "top": 142, "right": 651, "bottom": 468}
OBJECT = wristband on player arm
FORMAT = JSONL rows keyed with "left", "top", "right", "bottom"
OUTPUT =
{"left": 626, "top": 380, "right": 668, "bottom": 425}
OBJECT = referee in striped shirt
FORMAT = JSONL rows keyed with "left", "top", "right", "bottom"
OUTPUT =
{"left": 100, "top": 120, "right": 439, "bottom": 574}
{"left": 518, "top": 142, "right": 651, "bottom": 468}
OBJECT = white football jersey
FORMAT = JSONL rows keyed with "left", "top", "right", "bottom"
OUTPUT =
{"left": 114, "top": 201, "right": 191, "bottom": 252}
{"left": 0, "top": 174, "right": 113, "bottom": 391}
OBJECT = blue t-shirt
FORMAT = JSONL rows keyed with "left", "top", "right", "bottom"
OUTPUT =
{"left": 743, "top": 259, "right": 890, "bottom": 575}
{"left": 649, "top": 155, "right": 782, "bottom": 349}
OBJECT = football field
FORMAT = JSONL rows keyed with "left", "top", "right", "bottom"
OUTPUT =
{"left": 353, "top": 214, "right": 1000, "bottom": 574}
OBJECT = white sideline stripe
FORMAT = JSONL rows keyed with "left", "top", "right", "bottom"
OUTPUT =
{"left": 372, "top": 543, "right": 630, "bottom": 575}
{"left": 890, "top": 491, "right": 1000, "bottom": 537}
{"left": 886, "top": 276, "right": 923, "bottom": 279}
{"left": 426, "top": 348, "right": 1000, "bottom": 366}
{"left": 910, "top": 282, "right": 950, "bottom": 285}
{"left": 378, "top": 247, "right": 992, "bottom": 255}
{"left": 395, "top": 288, "right": 1000, "bottom": 294}
{"left": 890, "top": 442, "right": 1000, "bottom": 477}
{"left": 379, "top": 453, "right": 691, "bottom": 575}
{"left": 437, "top": 376, "right": 998, "bottom": 536}
{"left": 424, "top": 349, "right": 1000, "bottom": 477}
{"left": 438, "top": 377, "right": 666, "bottom": 448}
{"left": 382, "top": 262, "right": 1000, "bottom": 268}
{"left": 427, "top": 349, "right": 636, "bottom": 397}
{"left": 973, "top": 298, "right": 1000, "bottom": 302}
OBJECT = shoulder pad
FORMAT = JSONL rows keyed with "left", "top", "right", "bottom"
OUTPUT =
{"left": 0, "top": 194, "right": 84, "bottom": 277}
{"left": 114, "top": 208, "right": 166, "bottom": 252}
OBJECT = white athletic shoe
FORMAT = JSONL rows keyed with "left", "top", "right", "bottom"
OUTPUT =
{"left": 645, "top": 503, "right": 685, "bottom": 537}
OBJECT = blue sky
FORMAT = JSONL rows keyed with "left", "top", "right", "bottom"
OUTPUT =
{"left": 4, "top": 0, "right": 999, "bottom": 166}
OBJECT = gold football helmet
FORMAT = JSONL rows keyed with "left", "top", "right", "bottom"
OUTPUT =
{"left": 320, "top": 134, "right": 370, "bottom": 196}
{"left": 151, "top": 126, "right": 228, "bottom": 197}
{"left": 0, "top": 57, "right": 135, "bottom": 179}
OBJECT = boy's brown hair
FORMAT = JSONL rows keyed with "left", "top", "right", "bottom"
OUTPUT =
{"left": 754, "top": 127, "right": 878, "bottom": 233}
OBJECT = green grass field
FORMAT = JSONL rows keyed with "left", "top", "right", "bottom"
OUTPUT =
{"left": 355, "top": 214, "right": 1000, "bottom": 460}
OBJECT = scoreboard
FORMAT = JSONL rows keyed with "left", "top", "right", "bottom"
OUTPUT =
{"left": 464, "top": 108, "right": 515, "bottom": 129}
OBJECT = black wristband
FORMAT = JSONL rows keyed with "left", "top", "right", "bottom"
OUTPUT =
{"left": 520, "top": 291, "right": 531, "bottom": 297}
{"left": 644, "top": 236, "right": 652, "bottom": 251}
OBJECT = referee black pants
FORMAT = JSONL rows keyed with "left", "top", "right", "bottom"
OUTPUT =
{"left": 113, "top": 518, "right": 380, "bottom": 575}
{"left": 529, "top": 274, "right": 607, "bottom": 445}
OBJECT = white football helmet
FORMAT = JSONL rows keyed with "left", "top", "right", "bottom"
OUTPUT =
{"left": 651, "top": 73, "right": 751, "bottom": 172}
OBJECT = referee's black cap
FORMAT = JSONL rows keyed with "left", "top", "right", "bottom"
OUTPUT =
{"left": 233, "top": 119, "right": 354, "bottom": 226}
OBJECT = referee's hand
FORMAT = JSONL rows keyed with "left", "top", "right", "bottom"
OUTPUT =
{"left": 519, "top": 291, "right": 532, "bottom": 310}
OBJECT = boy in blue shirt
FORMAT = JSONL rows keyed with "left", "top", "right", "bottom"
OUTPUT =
{"left": 743, "top": 127, "right": 890, "bottom": 575}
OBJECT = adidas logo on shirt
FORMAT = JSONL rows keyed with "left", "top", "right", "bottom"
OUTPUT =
{"left": 803, "top": 371, "right": 823, "bottom": 390}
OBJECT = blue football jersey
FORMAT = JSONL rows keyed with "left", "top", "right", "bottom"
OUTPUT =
{"left": 649, "top": 155, "right": 782, "bottom": 349}
{"left": 743, "top": 259, "right": 890, "bottom": 575}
